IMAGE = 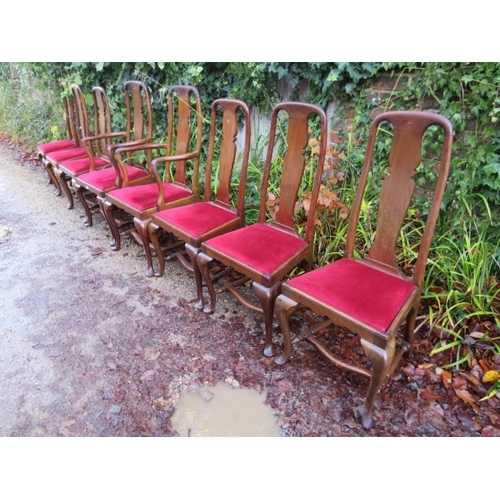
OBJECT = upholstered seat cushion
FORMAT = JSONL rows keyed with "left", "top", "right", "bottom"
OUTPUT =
{"left": 284, "top": 258, "right": 416, "bottom": 333}
{"left": 58, "top": 156, "right": 109, "bottom": 175}
{"left": 154, "top": 202, "right": 238, "bottom": 239}
{"left": 108, "top": 182, "right": 192, "bottom": 211}
{"left": 202, "top": 223, "right": 307, "bottom": 277}
{"left": 45, "top": 147, "right": 87, "bottom": 162}
{"left": 76, "top": 166, "right": 150, "bottom": 192}
{"left": 38, "top": 139, "right": 76, "bottom": 155}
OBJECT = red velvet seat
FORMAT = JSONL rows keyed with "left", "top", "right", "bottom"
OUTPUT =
{"left": 204, "top": 223, "right": 308, "bottom": 280}
{"left": 274, "top": 110, "right": 454, "bottom": 430}
{"left": 46, "top": 146, "right": 87, "bottom": 163}
{"left": 58, "top": 155, "right": 110, "bottom": 176}
{"left": 71, "top": 80, "right": 153, "bottom": 227}
{"left": 147, "top": 99, "right": 251, "bottom": 310}
{"left": 76, "top": 165, "right": 149, "bottom": 192}
{"left": 102, "top": 85, "right": 203, "bottom": 276}
{"left": 196, "top": 101, "right": 327, "bottom": 358}
{"left": 154, "top": 203, "right": 239, "bottom": 241}
{"left": 284, "top": 258, "right": 416, "bottom": 333}
{"left": 108, "top": 182, "right": 193, "bottom": 212}
{"left": 38, "top": 139, "right": 76, "bottom": 156}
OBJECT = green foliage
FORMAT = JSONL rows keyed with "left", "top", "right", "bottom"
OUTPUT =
{"left": 0, "top": 63, "right": 67, "bottom": 147}
{"left": 423, "top": 195, "right": 500, "bottom": 384}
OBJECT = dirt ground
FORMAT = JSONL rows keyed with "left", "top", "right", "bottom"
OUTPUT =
{"left": 0, "top": 140, "right": 499, "bottom": 437}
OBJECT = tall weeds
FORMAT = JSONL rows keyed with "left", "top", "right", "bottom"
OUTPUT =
{"left": 422, "top": 195, "right": 500, "bottom": 390}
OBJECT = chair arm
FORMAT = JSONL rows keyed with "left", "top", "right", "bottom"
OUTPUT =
{"left": 151, "top": 151, "right": 201, "bottom": 208}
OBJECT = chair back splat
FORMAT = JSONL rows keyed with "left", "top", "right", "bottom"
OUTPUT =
{"left": 196, "top": 101, "right": 327, "bottom": 358}
{"left": 274, "top": 110, "right": 453, "bottom": 429}
{"left": 146, "top": 98, "right": 250, "bottom": 306}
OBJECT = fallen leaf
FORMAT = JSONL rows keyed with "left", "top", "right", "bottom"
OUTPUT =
{"left": 454, "top": 389, "right": 477, "bottom": 406}
{"left": 482, "top": 370, "right": 500, "bottom": 384}
{"left": 452, "top": 376, "right": 468, "bottom": 391}
{"left": 441, "top": 370, "right": 453, "bottom": 390}
{"left": 479, "top": 359, "right": 491, "bottom": 372}
{"left": 418, "top": 362, "right": 435, "bottom": 370}
{"left": 420, "top": 388, "right": 442, "bottom": 401}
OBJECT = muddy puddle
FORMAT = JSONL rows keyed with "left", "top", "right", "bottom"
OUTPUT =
{"left": 171, "top": 382, "right": 282, "bottom": 437}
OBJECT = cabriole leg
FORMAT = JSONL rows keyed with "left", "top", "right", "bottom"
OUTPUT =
{"left": 75, "top": 185, "right": 93, "bottom": 227}
{"left": 253, "top": 281, "right": 281, "bottom": 358}
{"left": 56, "top": 169, "right": 74, "bottom": 209}
{"left": 197, "top": 252, "right": 216, "bottom": 314}
{"left": 134, "top": 217, "right": 154, "bottom": 277}
{"left": 148, "top": 223, "right": 165, "bottom": 277}
{"left": 185, "top": 243, "right": 203, "bottom": 310}
{"left": 274, "top": 294, "right": 299, "bottom": 365}
{"left": 103, "top": 200, "right": 121, "bottom": 250}
{"left": 359, "top": 339, "right": 394, "bottom": 430}
{"left": 43, "top": 159, "right": 61, "bottom": 195}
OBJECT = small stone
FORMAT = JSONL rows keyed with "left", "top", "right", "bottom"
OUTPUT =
{"left": 254, "top": 326, "right": 263, "bottom": 336}
{"left": 109, "top": 405, "right": 121, "bottom": 414}
{"left": 103, "top": 390, "right": 114, "bottom": 400}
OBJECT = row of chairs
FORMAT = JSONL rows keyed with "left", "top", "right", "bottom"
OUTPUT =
{"left": 37, "top": 81, "right": 453, "bottom": 429}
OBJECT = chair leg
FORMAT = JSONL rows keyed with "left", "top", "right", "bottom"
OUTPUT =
{"left": 185, "top": 243, "right": 204, "bottom": 311}
{"left": 43, "top": 159, "right": 61, "bottom": 195}
{"left": 404, "top": 307, "right": 417, "bottom": 358}
{"left": 103, "top": 200, "right": 121, "bottom": 251}
{"left": 75, "top": 185, "right": 93, "bottom": 227}
{"left": 148, "top": 223, "right": 165, "bottom": 278}
{"left": 253, "top": 281, "right": 281, "bottom": 358}
{"left": 359, "top": 339, "right": 394, "bottom": 430}
{"left": 55, "top": 169, "right": 74, "bottom": 210}
{"left": 96, "top": 195, "right": 106, "bottom": 219}
{"left": 133, "top": 217, "right": 155, "bottom": 278}
{"left": 274, "top": 294, "right": 299, "bottom": 365}
{"left": 197, "top": 251, "right": 216, "bottom": 314}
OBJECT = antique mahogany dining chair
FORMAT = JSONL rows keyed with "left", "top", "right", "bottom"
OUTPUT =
{"left": 102, "top": 85, "right": 203, "bottom": 274}
{"left": 274, "top": 110, "right": 453, "bottom": 429}
{"left": 196, "top": 101, "right": 327, "bottom": 358}
{"left": 146, "top": 98, "right": 251, "bottom": 309}
{"left": 52, "top": 84, "right": 114, "bottom": 211}
{"left": 71, "top": 80, "right": 153, "bottom": 226}
{"left": 37, "top": 82, "right": 79, "bottom": 191}
{"left": 40, "top": 84, "right": 90, "bottom": 196}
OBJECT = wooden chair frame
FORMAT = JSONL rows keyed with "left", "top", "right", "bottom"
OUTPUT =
{"left": 71, "top": 81, "right": 154, "bottom": 227}
{"left": 274, "top": 110, "right": 453, "bottom": 429}
{"left": 102, "top": 85, "right": 203, "bottom": 275}
{"left": 196, "top": 101, "right": 327, "bottom": 358}
{"left": 146, "top": 98, "right": 251, "bottom": 306}
{"left": 37, "top": 82, "right": 78, "bottom": 192}
{"left": 41, "top": 84, "right": 89, "bottom": 196}
{"left": 52, "top": 85, "right": 114, "bottom": 212}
